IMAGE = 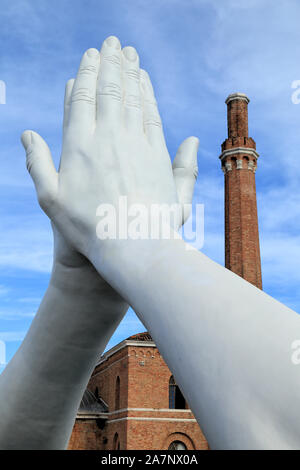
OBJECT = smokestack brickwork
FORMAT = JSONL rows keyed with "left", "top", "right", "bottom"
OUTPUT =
{"left": 220, "top": 93, "right": 262, "bottom": 290}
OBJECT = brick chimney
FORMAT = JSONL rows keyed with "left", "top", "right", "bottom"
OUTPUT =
{"left": 220, "top": 93, "right": 262, "bottom": 289}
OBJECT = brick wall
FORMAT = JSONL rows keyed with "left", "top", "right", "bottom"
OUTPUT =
{"left": 68, "top": 420, "right": 103, "bottom": 450}
{"left": 68, "top": 340, "right": 209, "bottom": 450}
{"left": 227, "top": 97, "right": 249, "bottom": 138}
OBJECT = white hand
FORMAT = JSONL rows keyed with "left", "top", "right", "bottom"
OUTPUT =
{"left": 21, "top": 36, "right": 199, "bottom": 266}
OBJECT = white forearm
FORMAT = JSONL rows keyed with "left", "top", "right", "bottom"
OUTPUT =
{"left": 0, "top": 261, "right": 127, "bottom": 449}
{"left": 92, "top": 235, "right": 300, "bottom": 450}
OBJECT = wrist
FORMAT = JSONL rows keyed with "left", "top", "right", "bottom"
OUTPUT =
{"left": 89, "top": 226, "right": 186, "bottom": 300}
{"left": 50, "top": 256, "right": 119, "bottom": 302}
{"left": 18, "top": 268, "right": 128, "bottom": 376}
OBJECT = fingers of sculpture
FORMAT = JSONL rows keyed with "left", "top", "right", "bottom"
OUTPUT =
{"left": 96, "top": 36, "right": 122, "bottom": 126}
{"left": 63, "top": 37, "right": 158, "bottom": 142}
{"left": 140, "top": 69, "right": 164, "bottom": 148}
{"left": 68, "top": 48, "right": 100, "bottom": 131}
{"left": 21, "top": 130, "right": 58, "bottom": 213}
{"left": 21, "top": 36, "right": 199, "bottom": 252}
{"left": 122, "top": 46, "right": 143, "bottom": 133}
{"left": 172, "top": 137, "right": 199, "bottom": 224}
{"left": 63, "top": 78, "right": 75, "bottom": 134}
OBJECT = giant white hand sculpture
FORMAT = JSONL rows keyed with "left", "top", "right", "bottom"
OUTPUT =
{"left": 22, "top": 39, "right": 198, "bottom": 265}
{"left": 32, "top": 36, "right": 299, "bottom": 450}
{"left": 4, "top": 34, "right": 300, "bottom": 450}
{"left": 0, "top": 36, "right": 198, "bottom": 449}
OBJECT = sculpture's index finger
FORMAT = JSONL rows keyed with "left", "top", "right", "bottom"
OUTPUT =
{"left": 96, "top": 36, "right": 123, "bottom": 126}
{"left": 63, "top": 79, "right": 75, "bottom": 133}
{"left": 69, "top": 48, "right": 100, "bottom": 131}
{"left": 140, "top": 69, "right": 164, "bottom": 147}
{"left": 122, "top": 46, "right": 143, "bottom": 132}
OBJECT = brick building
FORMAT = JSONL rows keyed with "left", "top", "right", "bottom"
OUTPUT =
{"left": 68, "top": 92, "right": 262, "bottom": 450}
{"left": 68, "top": 332, "right": 208, "bottom": 450}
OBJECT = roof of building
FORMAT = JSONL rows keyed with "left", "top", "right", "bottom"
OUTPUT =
{"left": 126, "top": 331, "right": 153, "bottom": 342}
{"left": 94, "top": 332, "right": 156, "bottom": 369}
{"left": 78, "top": 388, "right": 108, "bottom": 416}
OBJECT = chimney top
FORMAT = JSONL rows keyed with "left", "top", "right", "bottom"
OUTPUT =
{"left": 225, "top": 92, "right": 250, "bottom": 105}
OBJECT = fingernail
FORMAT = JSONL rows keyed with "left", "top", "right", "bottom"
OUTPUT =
{"left": 87, "top": 48, "right": 99, "bottom": 58}
{"left": 21, "top": 131, "right": 32, "bottom": 150}
{"left": 105, "top": 36, "right": 121, "bottom": 50}
{"left": 123, "top": 46, "right": 138, "bottom": 62}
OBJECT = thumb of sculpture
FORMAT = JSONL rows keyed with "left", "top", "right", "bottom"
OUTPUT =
{"left": 172, "top": 136, "right": 199, "bottom": 224}
{"left": 21, "top": 130, "right": 58, "bottom": 213}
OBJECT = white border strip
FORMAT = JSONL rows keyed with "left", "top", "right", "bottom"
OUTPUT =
{"left": 76, "top": 407, "right": 192, "bottom": 419}
{"left": 107, "top": 417, "right": 197, "bottom": 424}
{"left": 108, "top": 407, "right": 191, "bottom": 415}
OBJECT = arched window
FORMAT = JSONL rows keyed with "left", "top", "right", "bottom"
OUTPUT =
{"left": 115, "top": 376, "right": 120, "bottom": 410}
{"left": 113, "top": 432, "right": 120, "bottom": 450}
{"left": 168, "top": 440, "right": 187, "bottom": 450}
{"left": 169, "top": 376, "right": 186, "bottom": 409}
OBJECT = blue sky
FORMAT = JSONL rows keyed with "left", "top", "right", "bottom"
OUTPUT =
{"left": 1, "top": 0, "right": 300, "bottom": 371}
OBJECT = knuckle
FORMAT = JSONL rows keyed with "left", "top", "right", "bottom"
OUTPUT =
{"left": 103, "top": 54, "right": 121, "bottom": 68}
{"left": 78, "top": 64, "right": 98, "bottom": 77}
{"left": 38, "top": 188, "right": 56, "bottom": 211}
{"left": 124, "top": 93, "right": 141, "bottom": 110}
{"left": 144, "top": 115, "right": 162, "bottom": 128}
{"left": 72, "top": 87, "right": 96, "bottom": 105}
{"left": 143, "top": 99, "right": 161, "bottom": 126}
{"left": 193, "top": 165, "right": 199, "bottom": 179}
{"left": 173, "top": 165, "right": 198, "bottom": 180}
{"left": 25, "top": 148, "right": 35, "bottom": 173}
{"left": 97, "top": 82, "right": 122, "bottom": 102}
{"left": 144, "top": 97, "right": 158, "bottom": 107}
{"left": 125, "top": 68, "right": 140, "bottom": 83}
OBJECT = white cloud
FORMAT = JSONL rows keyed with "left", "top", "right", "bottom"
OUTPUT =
{"left": 0, "top": 330, "right": 27, "bottom": 342}
{"left": 0, "top": 212, "right": 53, "bottom": 273}
{"left": 0, "top": 285, "right": 10, "bottom": 297}
{"left": 17, "top": 297, "right": 41, "bottom": 304}
{"left": 0, "top": 308, "right": 35, "bottom": 320}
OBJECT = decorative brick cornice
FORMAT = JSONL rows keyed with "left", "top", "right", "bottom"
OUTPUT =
{"left": 95, "top": 339, "right": 156, "bottom": 367}
{"left": 219, "top": 147, "right": 259, "bottom": 161}
{"left": 225, "top": 92, "right": 250, "bottom": 105}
